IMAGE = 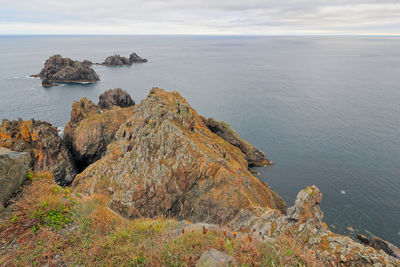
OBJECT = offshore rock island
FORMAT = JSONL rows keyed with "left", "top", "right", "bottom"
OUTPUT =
{"left": 0, "top": 88, "right": 399, "bottom": 266}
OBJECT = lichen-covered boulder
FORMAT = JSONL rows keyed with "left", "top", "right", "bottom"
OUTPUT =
{"left": 0, "top": 148, "right": 31, "bottom": 211}
{"left": 34, "top": 55, "right": 99, "bottom": 86}
{"left": 0, "top": 119, "right": 77, "bottom": 185}
{"left": 196, "top": 249, "right": 235, "bottom": 267}
{"left": 129, "top": 52, "right": 147, "bottom": 63}
{"left": 63, "top": 97, "right": 135, "bottom": 171}
{"left": 102, "top": 55, "right": 131, "bottom": 66}
{"left": 201, "top": 117, "right": 271, "bottom": 166}
{"left": 73, "top": 88, "right": 285, "bottom": 224}
{"left": 98, "top": 88, "right": 135, "bottom": 109}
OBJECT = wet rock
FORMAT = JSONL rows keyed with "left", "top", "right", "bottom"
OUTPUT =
{"left": 98, "top": 88, "right": 135, "bottom": 109}
{"left": 63, "top": 98, "right": 135, "bottom": 171}
{"left": 102, "top": 55, "right": 131, "bottom": 66}
{"left": 35, "top": 55, "right": 99, "bottom": 86}
{"left": 0, "top": 148, "right": 31, "bottom": 211}
{"left": 371, "top": 237, "right": 400, "bottom": 260}
{"left": 129, "top": 52, "right": 147, "bottom": 63}
{"left": 196, "top": 249, "right": 235, "bottom": 267}
{"left": 0, "top": 118, "right": 77, "bottom": 185}
{"left": 201, "top": 117, "right": 270, "bottom": 166}
{"left": 73, "top": 88, "right": 285, "bottom": 224}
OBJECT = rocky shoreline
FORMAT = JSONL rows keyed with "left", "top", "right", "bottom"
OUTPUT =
{"left": 1, "top": 87, "right": 399, "bottom": 266}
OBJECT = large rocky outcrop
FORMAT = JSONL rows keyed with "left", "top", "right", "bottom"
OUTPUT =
{"left": 229, "top": 185, "right": 400, "bottom": 266}
{"left": 0, "top": 148, "right": 31, "bottom": 211}
{"left": 129, "top": 52, "right": 147, "bottom": 63}
{"left": 201, "top": 117, "right": 271, "bottom": 166}
{"left": 73, "top": 88, "right": 286, "bottom": 224}
{"left": 63, "top": 98, "right": 135, "bottom": 171}
{"left": 33, "top": 55, "right": 99, "bottom": 86}
{"left": 0, "top": 119, "right": 77, "bottom": 185}
{"left": 98, "top": 88, "right": 135, "bottom": 109}
{"left": 101, "top": 55, "right": 131, "bottom": 66}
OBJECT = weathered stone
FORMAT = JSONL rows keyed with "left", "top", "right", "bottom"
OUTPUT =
{"left": 102, "top": 55, "right": 131, "bottom": 66}
{"left": 35, "top": 55, "right": 99, "bottom": 86}
{"left": 98, "top": 88, "right": 135, "bottom": 109}
{"left": 196, "top": 249, "right": 235, "bottom": 267}
{"left": 64, "top": 97, "right": 135, "bottom": 171}
{"left": 0, "top": 147, "right": 31, "bottom": 210}
{"left": 129, "top": 52, "right": 147, "bottom": 63}
{"left": 0, "top": 119, "right": 77, "bottom": 185}
{"left": 286, "top": 185, "right": 323, "bottom": 229}
{"left": 73, "top": 88, "right": 285, "bottom": 224}
{"left": 201, "top": 117, "right": 270, "bottom": 166}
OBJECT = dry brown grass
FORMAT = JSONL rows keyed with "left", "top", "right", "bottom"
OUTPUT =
{"left": 0, "top": 172, "right": 322, "bottom": 266}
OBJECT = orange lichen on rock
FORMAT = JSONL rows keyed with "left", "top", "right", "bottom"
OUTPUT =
{"left": 73, "top": 87, "right": 286, "bottom": 225}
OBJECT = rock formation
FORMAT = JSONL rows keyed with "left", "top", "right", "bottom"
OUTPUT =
{"left": 229, "top": 185, "right": 400, "bottom": 265}
{"left": 0, "top": 119, "right": 77, "bottom": 185}
{"left": 0, "top": 148, "right": 31, "bottom": 211}
{"left": 101, "top": 55, "right": 131, "bottom": 66}
{"left": 129, "top": 52, "right": 147, "bottom": 63}
{"left": 63, "top": 98, "right": 135, "bottom": 171}
{"left": 33, "top": 55, "right": 100, "bottom": 86}
{"left": 201, "top": 117, "right": 271, "bottom": 166}
{"left": 98, "top": 88, "right": 135, "bottom": 109}
{"left": 73, "top": 88, "right": 286, "bottom": 224}
{"left": 196, "top": 249, "right": 235, "bottom": 267}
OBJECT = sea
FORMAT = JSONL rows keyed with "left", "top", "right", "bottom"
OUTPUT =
{"left": 0, "top": 35, "right": 399, "bottom": 246}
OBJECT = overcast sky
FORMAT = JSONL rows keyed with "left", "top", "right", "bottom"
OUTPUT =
{"left": 1, "top": 0, "right": 400, "bottom": 35}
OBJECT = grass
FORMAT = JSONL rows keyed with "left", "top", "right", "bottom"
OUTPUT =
{"left": 0, "top": 172, "right": 322, "bottom": 266}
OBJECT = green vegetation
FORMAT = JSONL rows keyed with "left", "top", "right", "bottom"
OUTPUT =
{"left": 0, "top": 172, "right": 320, "bottom": 266}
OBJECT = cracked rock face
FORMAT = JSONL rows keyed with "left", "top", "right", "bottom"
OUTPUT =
{"left": 73, "top": 87, "right": 285, "bottom": 224}
{"left": 98, "top": 88, "right": 135, "bottom": 109}
{"left": 36, "top": 55, "right": 100, "bottom": 86}
{"left": 202, "top": 117, "right": 271, "bottom": 166}
{"left": 0, "top": 148, "right": 31, "bottom": 211}
{"left": 63, "top": 97, "right": 135, "bottom": 172}
{"left": 0, "top": 119, "right": 77, "bottom": 185}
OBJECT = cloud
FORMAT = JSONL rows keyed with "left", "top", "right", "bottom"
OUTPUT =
{"left": 1, "top": 0, "right": 399, "bottom": 35}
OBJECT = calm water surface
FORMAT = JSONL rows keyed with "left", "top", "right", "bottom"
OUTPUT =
{"left": 0, "top": 35, "right": 399, "bottom": 245}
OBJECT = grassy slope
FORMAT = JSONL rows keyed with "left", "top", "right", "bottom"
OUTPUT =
{"left": 0, "top": 173, "right": 321, "bottom": 266}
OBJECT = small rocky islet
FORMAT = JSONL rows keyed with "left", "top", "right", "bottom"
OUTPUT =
{"left": 32, "top": 52, "right": 147, "bottom": 86}
{"left": 1, "top": 86, "right": 399, "bottom": 265}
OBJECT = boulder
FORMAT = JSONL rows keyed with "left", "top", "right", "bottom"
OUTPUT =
{"left": 0, "top": 119, "right": 77, "bottom": 185}
{"left": 73, "top": 88, "right": 285, "bottom": 224}
{"left": 129, "top": 52, "right": 147, "bottom": 63}
{"left": 196, "top": 249, "right": 235, "bottom": 267}
{"left": 35, "top": 55, "right": 99, "bottom": 86}
{"left": 201, "top": 117, "right": 271, "bottom": 166}
{"left": 98, "top": 88, "right": 135, "bottom": 109}
{"left": 102, "top": 55, "right": 131, "bottom": 66}
{"left": 0, "top": 148, "right": 31, "bottom": 211}
{"left": 63, "top": 98, "right": 135, "bottom": 171}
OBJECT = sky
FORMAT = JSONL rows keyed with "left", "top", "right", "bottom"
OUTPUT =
{"left": 1, "top": 0, "right": 400, "bottom": 35}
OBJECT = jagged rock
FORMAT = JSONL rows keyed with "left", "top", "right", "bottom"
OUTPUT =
{"left": 286, "top": 185, "right": 323, "bottom": 228}
{"left": 201, "top": 117, "right": 270, "bottom": 166}
{"left": 98, "top": 88, "right": 135, "bottom": 109}
{"left": 0, "top": 148, "right": 31, "bottom": 211}
{"left": 229, "top": 185, "right": 400, "bottom": 266}
{"left": 73, "top": 88, "right": 285, "bottom": 224}
{"left": 63, "top": 98, "right": 135, "bottom": 171}
{"left": 196, "top": 249, "right": 235, "bottom": 267}
{"left": 82, "top": 60, "right": 93, "bottom": 66}
{"left": 129, "top": 52, "right": 147, "bottom": 63}
{"left": 102, "top": 55, "right": 131, "bottom": 66}
{"left": 34, "top": 55, "right": 99, "bottom": 86}
{"left": 0, "top": 119, "right": 77, "bottom": 185}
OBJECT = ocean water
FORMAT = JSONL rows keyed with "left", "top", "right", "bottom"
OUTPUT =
{"left": 0, "top": 35, "right": 399, "bottom": 246}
